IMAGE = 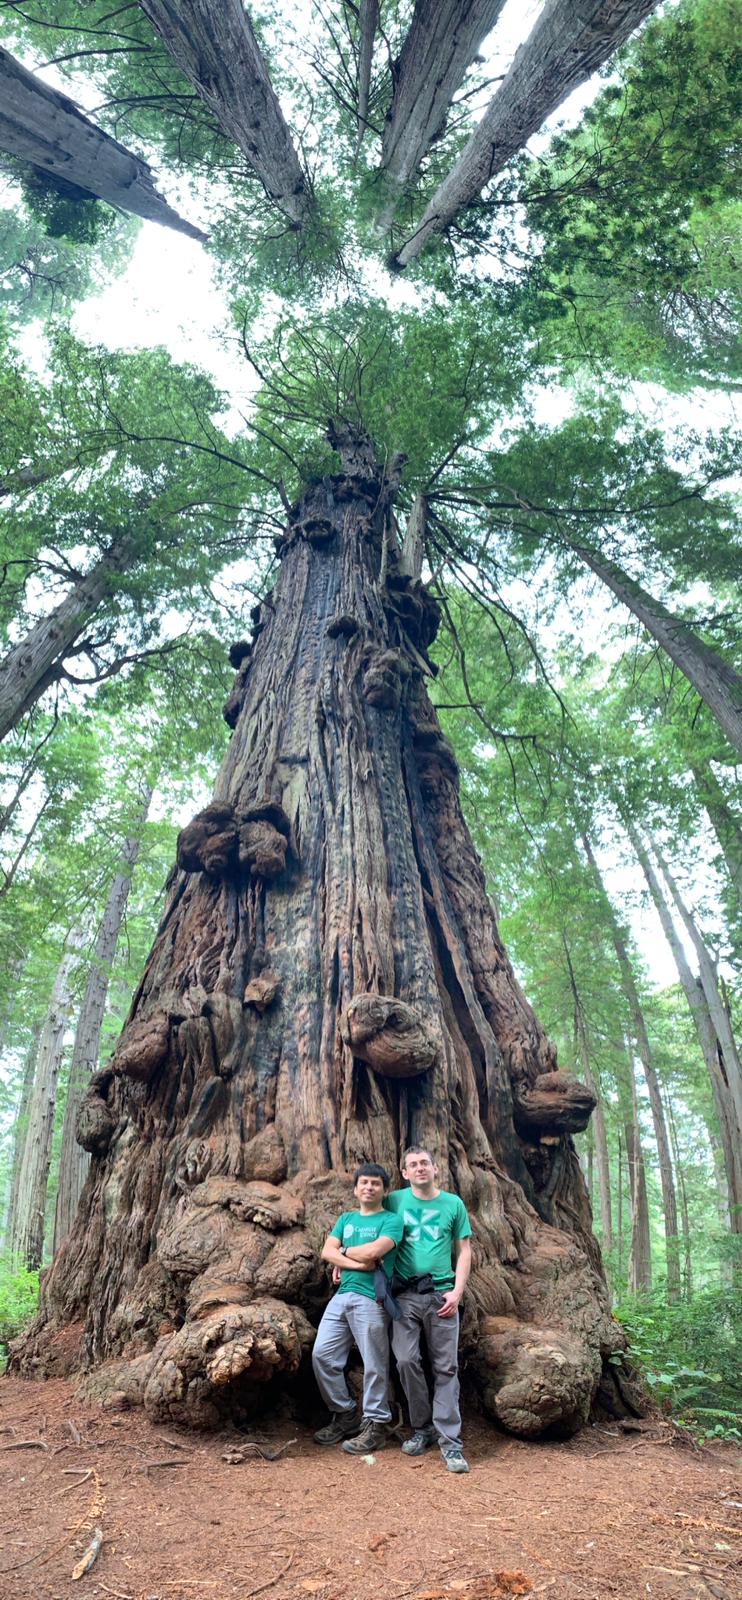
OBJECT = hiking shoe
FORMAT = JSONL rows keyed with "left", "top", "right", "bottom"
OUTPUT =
{"left": 314, "top": 1409, "right": 361, "bottom": 1445}
{"left": 341, "top": 1418, "right": 389, "bottom": 1454}
{"left": 442, "top": 1447, "right": 470, "bottom": 1473}
{"left": 401, "top": 1426, "right": 438, "bottom": 1456}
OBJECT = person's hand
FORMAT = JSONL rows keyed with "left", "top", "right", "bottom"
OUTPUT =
{"left": 435, "top": 1290, "right": 461, "bottom": 1318}
{"left": 332, "top": 1266, "right": 341, "bottom": 1284}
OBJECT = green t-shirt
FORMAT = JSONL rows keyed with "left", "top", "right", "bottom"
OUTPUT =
{"left": 385, "top": 1188, "right": 472, "bottom": 1288}
{"left": 330, "top": 1208, "right": 404, "bottom": 1300}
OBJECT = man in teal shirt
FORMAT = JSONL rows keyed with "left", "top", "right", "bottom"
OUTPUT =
{"left": 312, "top": 1162, "right": 403, "bottom": 1455}
{"left": 386, "top": 1145, "right": 472, "bottom": 1473}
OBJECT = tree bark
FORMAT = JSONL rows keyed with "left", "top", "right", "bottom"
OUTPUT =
{"left": 0, "top": 1017, "right": 38, "bottom": 1250}
{"left": 0, "top": 46, "right": 205, "bottom": 240}
{"left": 354, "top": 0, "right": 380, "bottom": 159}
{"left": 651, "top": 840, "right": 742, "bottom": 1138}
{"left": 0, "top": 535, "right": 133, "bottom": 742}
{"left": 392, "top": 0, "right": 659, "bottom": 267}
{"left": 9, "top": 935, "right": 83, "bottom": 1270}
{"left": 627, "top": 821, "right": 742, "bottom": 1233}
{"left": 624, "top": 1052, "right": 652, "bottom": 1295}
{"left": 581, "top": 834, "right": 679, "bottom": 1296}
{"left": 138, "top": 0, "right": 311, "bottom": 226}
{"left": 379, "top": 0, "right": 506, "bottom": 203}
{"left": 690, "top": 760, "right": 742, "bottom": 908}
{"left": 568, "top": 544, "right": 742, "bottom": 758}
{"left": 11, "top": 430, "right": 619, "bottom": 1439}
{"left": 664, "top": 1087, "right": 691, "bottom": 1298}
{"left": 562, "top": 932, "right": 612, "bottom": 1253}
{"left": 53, "top": 784, "right": 154, "bottom": 1254}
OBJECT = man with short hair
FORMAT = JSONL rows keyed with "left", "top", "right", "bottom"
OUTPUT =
{"left": 386, "top": 1146, "right": 472, "bottom": 1473}
{"left": 312, "top": 1162, "right": 403, "bottom": 1455}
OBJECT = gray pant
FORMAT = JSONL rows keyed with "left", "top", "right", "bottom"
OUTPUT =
{"left": 391, "top": 1291, "right": 462, "bottom": 1450}
{"left": 312, "top": 1290, "right": 392, "bottom": 1422}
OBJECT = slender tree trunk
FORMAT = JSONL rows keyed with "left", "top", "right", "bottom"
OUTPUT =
{"left": 627, "top": 821, "right": 742, "bottom": 1233}
{"left": 354, "top": 0, "right": 380, "bottom": 159}
{"left": 139, "top": 0, "right": 311, "bottom": 226}
{"left": 689, "top": 760, "right": 742, "bottom": 908}
{"left": 2, "top": 1026, "right": 41, "bottom": 1249}
{"left": 0, "top": 46, "right": 204, "bottom": 240}
{"left": 617, "top": 1130, "right": 623, "bottom": 1283}
{"left": 0, "top": 536, "right": 133, "bottom": 742}
{"left": 393, "top": 0, "right": 659, "bottom": 266}
{"left": 53, "top": 783, "right": 154, "bottom": 1253}
{"left": 569, "top": 546, "right": 742, "bottom": 757}
{"left": 582, "top": 835, "right": 679, "bottom": 1296}
{"left": 10, "top": 935, "right": 83, "bottom": 1270}
{"left": 624, "top": 1052, "right": 652, "bottom": 1295}
{"left": 652, "top": 839, "right": 742, "bottom": 1137}
{"left": 663, "top": 1087, "right": 691, "bottom": 1299}
{"left": 12, "top": 428, "right": 617, "bottom": 1439}
{"left": 563, "top": 932, "right": 612, "bottom": 1251}
{"left": 379, "top": 0, "right": 506, "bottom": 202}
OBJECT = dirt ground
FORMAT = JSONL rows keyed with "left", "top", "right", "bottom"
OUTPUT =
{"left": 0, "top": 1376, "right": 739, "bottom": 1600}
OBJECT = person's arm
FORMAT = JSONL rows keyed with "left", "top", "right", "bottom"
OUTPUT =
{"left": 321, "top": 1234, "right": 373, "bottom": 1272}
{"left": 342, "top": 1233, "right": 398, "bottom": 1264}
{"left": 435, "top": 1236, "right": 472, "bottom": 1318}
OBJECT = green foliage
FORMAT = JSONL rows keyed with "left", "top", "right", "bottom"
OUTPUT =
{"left": 18, "top": 168, "right": 116, "bottom": 244}
{"left": 0, "top": 1258, "right": 39, "bottom": 1364}
{"left": 617, "top": 1286, "right": 742, "bottom": 1436}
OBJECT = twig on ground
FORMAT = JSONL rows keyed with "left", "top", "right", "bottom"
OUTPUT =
{"left": 244, "top": 1554, "right": 294, "bottom": 1596}
{"left": 222, "top": 1438, "right": 296, "bottom": 1463}
{"left": 98, "top": 1583, "right": 134, "bottom": 1599}
{"left": 141, "top": 1458, "right": 190, "bottom": 1472}
{"left": 65, "top": 1419, "right": 83, "bottom": 1444}
{"left": 0, "top": 1438, "right": 48, "bottom": 1451}
{"left": 0, "top": 1466, "right": 104, "bottom": 1574}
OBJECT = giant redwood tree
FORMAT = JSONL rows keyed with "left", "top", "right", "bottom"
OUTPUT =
{"left": 12, "top": 421, "right": 627, "bottom": 1439}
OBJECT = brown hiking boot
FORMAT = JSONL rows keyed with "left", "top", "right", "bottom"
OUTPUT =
{"left": 341, "top": 1418, "right": 389, "bottom": 1454}
{"left": 314, "top": 1409, "right": 361, "bottom": 1445}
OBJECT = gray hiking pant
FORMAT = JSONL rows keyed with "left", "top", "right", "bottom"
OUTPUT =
{"left": 391, "top": 1291, "right": 462, "bottom": 1450}
{"left": 312, "top": 1290, "right": 392, "bottom": 1422}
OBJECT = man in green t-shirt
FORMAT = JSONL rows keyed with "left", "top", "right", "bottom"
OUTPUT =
{"left": 385, "top": 1145, "right": 472, "bottom": 1473}
{"left": 312, "top": 1162, "right": 403, "bottom": 1456}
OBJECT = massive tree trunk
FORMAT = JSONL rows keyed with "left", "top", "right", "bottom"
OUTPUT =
{"left": 0, "top": 535, "right": 133, "bottom": 742}
{"left": 570, "top": 545, "right": 742, "bottom": 758}
{"left": 138, "top": 0, "right": 311, "bottom": 227}
{"left": 581, "top": 834, "right": 679, "bottom": 1296}
{"left": 379, "top": 0, "right": 506, "bottom": 208}
{"left": 53, "top": 784, "right": 154, "bottom": 1254}
{"left": 9, "top": 936, "right": 83, "bottom": 1271}
{"left": 11, "top": 432, "right": 621, "bottom": 1438}
{"left": 392, "top": 0, "right": 659, "bottom": 267}
{"left": 0, "top": 46, "right": 204, "bottom": 240}
{"left": 628, "top": 823, "right": 742, "bottom": 1233}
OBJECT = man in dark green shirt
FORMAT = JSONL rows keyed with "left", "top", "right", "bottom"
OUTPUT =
{"left": 386, "top": 1145, "right": 472, "bottom": 1473}
{"left": 312, "top": 1162, "right": 403, "bottom": 1456}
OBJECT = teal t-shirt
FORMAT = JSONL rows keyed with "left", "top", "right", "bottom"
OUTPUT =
{"left": 385, "top": 1188, "right": 472, "bottom": 1288}
{"left": 330, "top": 1208, "right": 404, "bottom": 1299}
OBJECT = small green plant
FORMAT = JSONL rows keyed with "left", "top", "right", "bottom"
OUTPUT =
{"left": 615, "top": 1285, "right": 742, "bottom": 1441}
{"left": 0, "top": 1257, "right": 39, "bottom": 1367}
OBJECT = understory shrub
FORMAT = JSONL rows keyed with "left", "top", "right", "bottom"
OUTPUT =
{"left": 616, "top": 1284, "right": 742, "bottom": 1439}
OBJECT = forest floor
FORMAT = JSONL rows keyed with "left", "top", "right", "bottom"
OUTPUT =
{"left": 0, "top": 1376, "right": 740, "bottom": 1600}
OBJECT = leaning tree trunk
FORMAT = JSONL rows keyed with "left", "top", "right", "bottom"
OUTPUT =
{"left": 581, "top": 834, "right": 679, "bottom": 1296}
{"left": 379, "top": 0, "right": 507, "bottom": 211}
{"left": 10, "top": 935, "right": 83, "bottom": 1271}
{"left": 12, "top": 430, "right": 622, "bottom": 1437}
{"left": 392, "top": 0, "right": 660, "bottom": 266}
{"left": 628, "top": 823, "right": 742, "bottom": 1232}
{"left": 53, "top": 783, "right": 154, "bottom": 1253}
{"left": 0, "top": 534, "right": 133, "bottom": 742}
{"left": 0, "top": 47, "right": 204, "bottom": 240}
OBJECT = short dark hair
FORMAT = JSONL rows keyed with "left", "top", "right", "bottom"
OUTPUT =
{"left": 401, "top": 1145, "right": 435, "bottom": 1165}
{"left": 353, "top": 1162, "right": 391, "bottom": 1188}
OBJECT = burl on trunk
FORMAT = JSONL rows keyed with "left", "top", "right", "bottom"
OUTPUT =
{"left": 12, "top": 427, "right": 630, "bottom": 1436}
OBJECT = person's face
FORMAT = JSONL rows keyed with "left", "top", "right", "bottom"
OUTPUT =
{"left": 354, "top": 1173, "right": 386, "bottom": 1205}
{"left": 402, "top": 1151, "right": 438, "bottom": 1187}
